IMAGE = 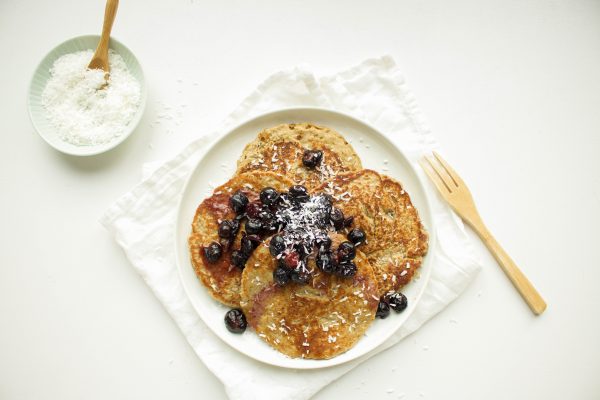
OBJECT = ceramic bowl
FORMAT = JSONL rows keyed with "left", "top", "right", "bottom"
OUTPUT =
{"left": 28, "top": 35, "right": 146, "bottom": 156}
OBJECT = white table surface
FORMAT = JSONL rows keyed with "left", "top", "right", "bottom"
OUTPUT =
{"left": 1, "top": 1, "right": 599, "bottom": 399}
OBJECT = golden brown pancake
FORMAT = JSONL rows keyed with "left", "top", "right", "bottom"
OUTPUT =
{"left": 317, "top": 169, "right": 428, "bottom": 294}
{"left": 188, "top": 171, "right": 293, "bottom": 307}
{"left": 236, "top": 123, "right": 362, "bottom": 190}
{"left": 240, "top": 234, "right": 379, "bottom": 359}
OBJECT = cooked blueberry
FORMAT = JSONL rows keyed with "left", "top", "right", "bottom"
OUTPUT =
{"left": 347, "top": 228, "right": 366, "bottom": 245}
{"left": 291, "top": 266, "right": 311, "bottom": 284}
{"left": 218, "top": 221, "right": 232, "bottom": 238}
{"left": 263, "top": 221, "right": 279, "bottom": 233}
{"left": 273, "top": 266, "right": 291, "bottom": 286}
{"left": 241, "top": 234, "right": 261, "bottom": 256}
{"left": 258, "top": 209, "right": 274, "bottom": 220}
{"left": 302, "top": 149, "right": 323, "bottom": 168}
{"left": 218, "top": 220, "right": 235, "bottom": 238}
{"left": 314, "top": 207, "right": 330, "bottom": 227}
{"left": 218, "top": 237, "right": 232, "bottom": 252}
{"left": 317, "top": 236, "right": 332, "bottom": 252}
{"left": 203, "top": 241, "right": 222, "bottom": 263}
{"left": 230, "top": 191, "right": 248, "bottom": 214}
{"left": 260, "top": 187, "right": 280, "bottom": 205}
{"left": 259, "top": 209, "right": 277, "bottom": 232}
{"left": 337, "top": 241, "right": 356, "bottom": 262}
{"left": 320, "top": 194, "right": 333, "bottom": 209}
{"left": 277, "top": 192, "right": 290, "bottom": 205}
{"left": 269, "top": 234, "right": 286, "bottom": 256}
{"left": 229, "top": 218, "right": 240, "bottom": 232}
{"left": 245, "top": 202, "right": 263, "bottom": 219}
{"left": 385, "top": 291, "right": 408, "bottom": 313}
{"left": 316, "top": 251, "right": 336, "bottom": 274}
{"left": 330, "top": 207, "right": 345, "bottom": 230}
{"left": 337, "top": 261, "right": 357, "bottom": 278}
{"left": 343, "top": 216, "right": 354, "bottom": 228}
{"left": 376, "top": 299, "right": 391, "bottom": 319}
{"left": 245, "top": 218, "right": 262, "bottom": 234}
{"left": 283, "top": 251, "right": 300, "bottom": 270}
{"left": 295, "top": 242, "right": 312, "bottom": 258}
{"left": 231, "top": 250, "right": 247, "bottom": 269}
{"left": 224, "top": 308, "right": 247, "bottom": 333}
{"left": 289, "top": 185, "right": 309, "bottom": 202}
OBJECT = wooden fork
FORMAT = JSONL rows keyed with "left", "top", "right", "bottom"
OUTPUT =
{"left": 419, "top": 152, "right": 546, "bottom": 315}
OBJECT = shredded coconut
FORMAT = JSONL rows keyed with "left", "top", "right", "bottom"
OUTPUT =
{"left": 275, "top": 194, "right": 332, "bottom": 259}
{"left": 41, "top": 50, "right": 141, "bottom": 146}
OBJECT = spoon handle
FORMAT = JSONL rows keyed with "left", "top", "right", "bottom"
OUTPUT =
{"left": 97, "top": 0, "right": 119, "bottom": 59}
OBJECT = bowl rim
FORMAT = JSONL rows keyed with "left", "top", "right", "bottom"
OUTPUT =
{"left": 27, "top": 34, "right": 147, "bottom": 157}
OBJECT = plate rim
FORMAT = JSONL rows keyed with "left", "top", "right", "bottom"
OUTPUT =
{"left": 174, "top": 106, "right": 436, "bottom": 369}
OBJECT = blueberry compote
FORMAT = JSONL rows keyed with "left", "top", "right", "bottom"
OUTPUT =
{"left": 212, "top": 183, "right": 371, "bottom": 333}
{"left": 264, "top": 185, "right": 366, "bottom": 287}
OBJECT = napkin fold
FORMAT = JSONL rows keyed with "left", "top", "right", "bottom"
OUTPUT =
{"left": 101, "top": 56, "right": 480, "bottom": 400}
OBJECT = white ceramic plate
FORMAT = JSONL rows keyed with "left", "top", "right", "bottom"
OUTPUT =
{"left": 28, "top": 35, "right": 146, "bottom": 156}
{"left": 175, "top": 108, "right": 435, "bottom": 369}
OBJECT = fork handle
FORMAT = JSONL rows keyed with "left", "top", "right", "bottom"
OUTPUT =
{"left": 468, "top": 216, "right": 547, "bottom": 315}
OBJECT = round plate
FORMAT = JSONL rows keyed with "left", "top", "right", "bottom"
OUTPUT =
{"left": 175, "top": 107, "right": 435, "bottom": 369}
{"left": 28, "top": 35, "right": 147, "bottom": 156}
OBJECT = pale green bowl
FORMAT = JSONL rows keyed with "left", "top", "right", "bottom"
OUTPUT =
{"left": 28, "top": 35, "right": 146, "bottom": 156}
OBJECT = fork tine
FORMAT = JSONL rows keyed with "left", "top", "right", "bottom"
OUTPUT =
{"left": 419, "top": 157, "right": 452, "bottom": 194}
{"left": 425, "top": 156, "right": 454, "bottom": 193}
{"left": 432, "top": 151, "right": 462, "bottom": 187}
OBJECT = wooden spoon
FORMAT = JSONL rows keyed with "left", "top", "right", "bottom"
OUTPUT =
{"left": 88, "top": 0, "right": 119, "bottom": 79}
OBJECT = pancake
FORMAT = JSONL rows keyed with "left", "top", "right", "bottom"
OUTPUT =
{"left": 188, "top": 171, "right": 293, "bottom": 307}
{"left": 240, "top": 233, "right": 379, "bottom": 359}
{"left": 236, "top": 123, "right": 362, "bottom": 190}
{"left": 317, "top": 169, "right": 429, "bottom": 294}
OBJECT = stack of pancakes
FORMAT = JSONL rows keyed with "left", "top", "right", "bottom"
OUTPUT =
{"left": 188, "top": 123, "right": 428, "bottom": 359}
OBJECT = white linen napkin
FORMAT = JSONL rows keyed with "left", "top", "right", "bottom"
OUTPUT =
{"left": 101, "top": 56, "right": 480, "bottom": 400}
